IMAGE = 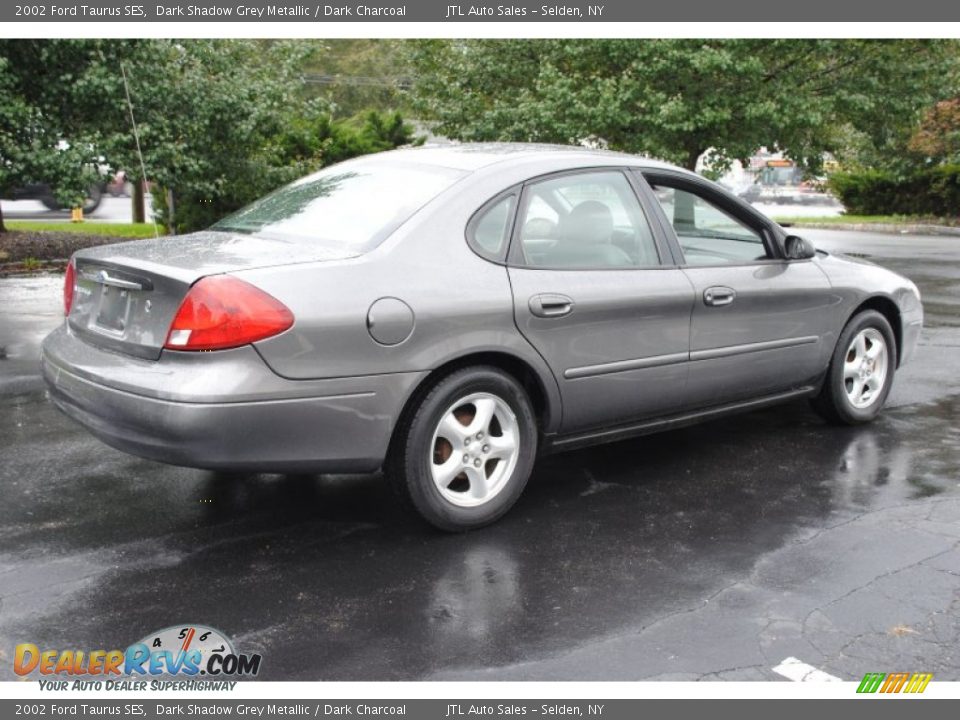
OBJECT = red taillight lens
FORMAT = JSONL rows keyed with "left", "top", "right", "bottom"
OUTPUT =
{"left": 164, "top": 275, "right": 294, "bottom": 351}
{"left": 64, "top": 259, "right": 76, "bottom": 316}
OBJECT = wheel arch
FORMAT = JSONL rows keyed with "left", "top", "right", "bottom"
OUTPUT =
{"left": 847, "top": 295, "right": 903, "bottom": 367}
{"left": 386, "top": 350, "right": 560, "bottom": 466}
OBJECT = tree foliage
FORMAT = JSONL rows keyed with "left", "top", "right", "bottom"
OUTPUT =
{"left": 408, "top": 39, "right": 959, "bottom": 173}
{"left": 0, "top": 51, "right": 98, "bottom": 231}
{"left": 0, "top": 39, "right": 417, "bottom": 234}
{"left": 112, "top": 41, "right": 320, "bottom": 231}
{"left": 908, "top": 98, "right": 960, "bottom": 164}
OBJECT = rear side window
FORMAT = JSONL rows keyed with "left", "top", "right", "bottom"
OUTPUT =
{"left": 468, "top": 194, "right": 516, "bottom": 262}
{"left": 212, "top": 161, "right": 466, "bottom": 252}
{"left": 517, "top": 171, "right": 661, "bottom": 269}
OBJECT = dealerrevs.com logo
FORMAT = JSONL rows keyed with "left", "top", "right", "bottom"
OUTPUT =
{"left": 14, "top": 624, "right": 262, "bottom": 685}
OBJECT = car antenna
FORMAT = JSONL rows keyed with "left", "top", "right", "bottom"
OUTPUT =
{"left": 120, "top": 62, "right": 160, "bottom": 239}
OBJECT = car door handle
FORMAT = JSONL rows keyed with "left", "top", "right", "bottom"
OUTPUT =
{"left": 703, "top": 286, "right": 736, "bottom": 307}
{"left": 529, "top": 293, "right": 575, "bottom": 318}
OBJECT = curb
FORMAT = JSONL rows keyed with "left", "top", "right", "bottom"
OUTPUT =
{"left": 783, "top": 222, "right": 960, "bottom": 236}
{"left": 0, "top": 261, "right": 66, "bottom": 278}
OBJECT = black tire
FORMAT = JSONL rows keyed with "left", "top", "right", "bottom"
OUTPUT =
{"left": 39, "top": 194, "right": 60, "bottom": 211}
{"left": 39, "top": 184, "right": 103, "bottom": 214}
{"left": 811, "top": 310, "right": 897, "bottom": 425}
{"left": 81, "top": 184, "right": 103, "bottom": 214}
{"left": 387, "top": 366, "right": 538, "bottom": 532}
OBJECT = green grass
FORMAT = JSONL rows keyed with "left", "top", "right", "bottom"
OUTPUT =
{"left": 774, "top": 214, "right": 959, "bottom": 226}
{"left": 5, "top": 220, "right": 164, "bottom": 238}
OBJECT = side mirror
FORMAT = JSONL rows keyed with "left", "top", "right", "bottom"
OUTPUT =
{"left": 784, "top": 234, "right": 816, "bottom": 260}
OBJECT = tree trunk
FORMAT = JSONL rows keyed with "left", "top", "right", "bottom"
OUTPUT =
{"left": 0, "top": 200, "right": 6, "bottom": 234}
{"left": 683, "top": 148, "right": 703, "bottom": 172}
{"left": 132, "top": 179, "right": 146, "bottom": 224}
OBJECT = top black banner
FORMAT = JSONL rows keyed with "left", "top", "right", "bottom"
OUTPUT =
{"left": 4, "top": 0, "right": 960, "bottom": 22}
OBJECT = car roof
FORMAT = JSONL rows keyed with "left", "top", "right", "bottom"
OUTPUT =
{"left": 372, "top": 142, "right": 690, "bottom": 175}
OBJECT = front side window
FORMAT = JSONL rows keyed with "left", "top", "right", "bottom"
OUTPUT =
{"left": 212, "top": 162, "right": 466, "bottom": 252}
{"left": 517, "top": 171, "right": 660, "bottom": 269}
{"left": 648, "top": 183, "right": 770, "bottom": 266}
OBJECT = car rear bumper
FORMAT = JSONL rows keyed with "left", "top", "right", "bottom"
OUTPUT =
{"left": 41, "top": 324, "right": 425, "bottom": 473}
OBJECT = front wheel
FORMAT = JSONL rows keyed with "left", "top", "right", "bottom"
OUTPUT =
{"left": 387, "top": 366, "right": 538, "bottom": 531}
{"left": 811, "top": 310, "right": 897, "bottom": 425}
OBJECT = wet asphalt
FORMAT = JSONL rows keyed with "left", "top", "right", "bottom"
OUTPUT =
{"left": 0, "top": 228, "right": 957, "bottom": 682}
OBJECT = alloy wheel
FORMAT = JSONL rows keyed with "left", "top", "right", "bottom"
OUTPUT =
{"left": 429, "top": 392, "right": 520, "bottom": 507}
{"left": 843, "top": 327, "right": 889, "bottom": 409}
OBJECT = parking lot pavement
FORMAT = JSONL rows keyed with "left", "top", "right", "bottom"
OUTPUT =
{"left": 0, "top": 229, "right": 957, "bottom": 682}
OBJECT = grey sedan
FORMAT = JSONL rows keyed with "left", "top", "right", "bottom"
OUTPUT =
{"left": 41, "top": 144, "right": 923, "bottom": 530}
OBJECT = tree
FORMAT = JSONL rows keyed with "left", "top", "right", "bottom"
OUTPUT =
{"left": 0, "top": 40, "right": 419, "bottom": 234}
{"left": 908, "top": 98, "right": 960, "bottom": 163}
{"left": 0, "top": 56, "right": 34, "bottom": 233}
{"left": 408, "top": 40, "right": 959, "bottom": 174}
{"left": 85, "top": 40, "right": 317, "bottom": 232}
{"left": 0, "top": 50, "right": 99, "bottom": 232}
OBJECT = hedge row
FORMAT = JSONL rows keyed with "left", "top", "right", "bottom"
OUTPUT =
{"left": 828, "top": 165, "right": 960, "bottom": 216}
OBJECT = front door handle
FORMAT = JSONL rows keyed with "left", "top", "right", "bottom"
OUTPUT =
{"left": 529, "top": 293, "right": 575, "bottom": 318}
{"left": 703, "top": 286, "right": 736, "bottom": 307}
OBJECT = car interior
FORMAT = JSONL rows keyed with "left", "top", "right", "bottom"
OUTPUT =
{"left": 648, "top": 183, "right": 772, "bottom": 265}
{"left": 519, "top": 172, "right": 660, "bottom": 268}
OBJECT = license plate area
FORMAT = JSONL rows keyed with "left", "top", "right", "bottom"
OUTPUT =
{"left": 92, "top": 285, "right": 132, "bottom": 336}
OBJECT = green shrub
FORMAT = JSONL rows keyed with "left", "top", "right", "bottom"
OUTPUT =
{"left": 828, "top": 165, "right": 960, "bottom": 216}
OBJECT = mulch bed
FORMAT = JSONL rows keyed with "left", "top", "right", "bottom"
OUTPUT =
{"left": 0, "top": 229, "right": 118, "bottom": 276}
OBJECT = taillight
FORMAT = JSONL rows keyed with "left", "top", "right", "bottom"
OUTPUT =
{"left": 164, "top": 275, "right": 294, "bottom": 351}
{"left": 64, "top": 259, "right": 76, "bottom": 316}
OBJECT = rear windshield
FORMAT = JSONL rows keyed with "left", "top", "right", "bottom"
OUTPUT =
{"left": 212, "top": 161, "right": 466, "bottom": 251}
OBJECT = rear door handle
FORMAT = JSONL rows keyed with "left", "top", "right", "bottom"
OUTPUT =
{"left": 529, "top": 293, "right": 575, "bottom": 318}
{"left": 703, "top": 286, "right": 736, "bottom": 307}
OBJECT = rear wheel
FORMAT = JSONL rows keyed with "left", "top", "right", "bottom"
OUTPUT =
{"left": 387, "top": 366, "right": 538, "bottom": 531}
{"left": 811, "top": 310, "right": 896, "bottom": 425}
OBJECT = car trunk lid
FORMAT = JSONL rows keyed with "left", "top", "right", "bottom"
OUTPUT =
{"left": 68, "top": 230, "right": 358, "bottom": 360}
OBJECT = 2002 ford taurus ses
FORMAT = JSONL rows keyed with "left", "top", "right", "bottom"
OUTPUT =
{"left": 42, "top": 144, "right": 923, "bottom": 530}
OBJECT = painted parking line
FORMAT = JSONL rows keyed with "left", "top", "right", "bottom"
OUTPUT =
{"left": 773, "top": 656, "right": 843, "bottom": 682}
